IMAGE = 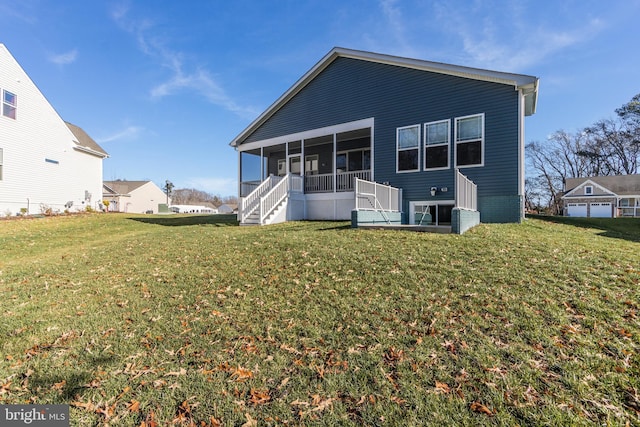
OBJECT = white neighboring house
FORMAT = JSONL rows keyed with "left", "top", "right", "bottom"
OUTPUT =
{"left": 217, "top": 203, "right": 237, "bottom": 214}
{"left": 562, "top": 175, "right": 640, "bottom": 218}
{"left": 103, "top": 180, "right": 169, "bottom": 214}
{"left": 0, "top": 44, "right": 108, "bottom": 216}
{"left": 170, "top": 204, "right": 217, "bottom": 214}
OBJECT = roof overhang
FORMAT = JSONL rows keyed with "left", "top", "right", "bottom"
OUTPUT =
{"left": 230, "top": 47, "right": 540, "bottom": 148}
{"left": 74, "top": 145, "right": 109, "bottom": 158}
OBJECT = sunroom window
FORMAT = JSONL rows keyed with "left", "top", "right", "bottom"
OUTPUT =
{"left": 397, "top": 124, "right": 420, "bottom": 172}
{"left": 455, "top": 114, "right": 483, "bottom": 167}
{"left": 424, "top": 120, "right": 450, "bottom": 170}
{"left": 336, "top": 149, "right": 370, "bottom": 172}
{"left": 3, "top": 90, "right": 17, "bottom": 119}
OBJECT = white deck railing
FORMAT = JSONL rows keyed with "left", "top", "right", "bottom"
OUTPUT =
{"left": 355, "top": 178, "right": 401, "bottom": 212}
{"left": 240, "top": 175, "right": 280, "bottom": 223}
{"left": 455, "top": 169, "right": 477, "bottom": 211}
{"left": 305, "top": 170, "right": 372, "bottom": 193}
{"left": 240, "top": 180, "right": 262, "bottom": 198}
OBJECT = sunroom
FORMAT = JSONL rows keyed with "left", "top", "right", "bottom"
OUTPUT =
{"left": 238, "top": 120, "right": 372, "bottom": 198}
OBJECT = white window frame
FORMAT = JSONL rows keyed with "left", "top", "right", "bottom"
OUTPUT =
{"left": 2, "top": 90, "right": 17, "bottom": 120}
{"left": 454, "top": 113, "right": 484, "bottom": 168}
{"left": 305, "top": 154, "right": 319, "bottom": 175}
{"left": 336, "top": 148, "right": 371, "bottom": 173}
{"left": 396, "top": 124, "right": 420, "bottom": 173}
{"left": 584, "top": 185, "right": 593, "bottom": 195}
{"left": 424, "top": 119, "right": 450, "bottom": 171}
{"left": 277, "top": 159, "right": 286, "bottom": 176}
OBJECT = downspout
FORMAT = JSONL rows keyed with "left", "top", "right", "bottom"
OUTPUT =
{"left": 518, "top": 88, "right": 526, "bottom": 219}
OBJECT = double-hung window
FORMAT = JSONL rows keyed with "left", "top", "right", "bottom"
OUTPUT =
{"left": 397, "top": 124, "right": 420, "bottom": 172}
{"left": 424, "top": 120, "right": 450, "bottom": 170}
{"left": 3, "top": 90, "right": 17, "bottom": 119}
{"left": 455, "top": 113, "right": 483, "bottom": 167}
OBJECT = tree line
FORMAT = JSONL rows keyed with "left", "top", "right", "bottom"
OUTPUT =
{"left": 526, "top": 93, "right": 640, "bottom": 214}
{"left": 169, "top": 187, "right": 238, "bottom": 207}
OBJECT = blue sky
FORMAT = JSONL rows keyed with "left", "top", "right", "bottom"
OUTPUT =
{"left": 1, "top": 0, "right": 639, "bottom": 196}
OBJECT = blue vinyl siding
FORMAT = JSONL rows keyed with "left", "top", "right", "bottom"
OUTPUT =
{"left": 240, "top": 57, "right": 522, "bottom": 222}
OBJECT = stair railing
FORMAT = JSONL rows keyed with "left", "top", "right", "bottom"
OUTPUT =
{"left": 240, "top": 175, "right": 279, "bottom": 223}
{"left": 260, "top": 174, "right": 290, "bottom": 224}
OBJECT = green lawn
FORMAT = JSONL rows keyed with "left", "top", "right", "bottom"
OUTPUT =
{"left": 0, "top": 213, "right": 638, "bottom": 426}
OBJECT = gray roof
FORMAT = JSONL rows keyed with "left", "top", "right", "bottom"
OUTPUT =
{"left": 230, "top": 47, "right": 539, "bottom": 148}
{"left": 66, "top": 122, "right": 109, "bottom": 157}
{"left": 565, "top": 175, "right": 640, "bottom": 197}
{"left": 103, "top": 180, "right": 151, "bottom": 195}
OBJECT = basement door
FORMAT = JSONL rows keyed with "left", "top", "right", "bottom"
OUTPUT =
{"left": 409, "top": 201, "right": 454, "bottom": 226}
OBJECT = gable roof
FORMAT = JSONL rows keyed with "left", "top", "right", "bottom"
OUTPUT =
{"left": 564, "top": 175, "right": 640, "bottom": 197}
{"left": 66, "top": 122, "right": 109, "bottom": 158}
{"left": 230, "top": 47, "right": 539, "bottom": 148}
{"left": 103, "top": 180, "right": 152, "bottom": 195}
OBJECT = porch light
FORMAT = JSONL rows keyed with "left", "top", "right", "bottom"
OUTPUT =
{"left": 430, "top": 187, "right": 437, "bottom": 196}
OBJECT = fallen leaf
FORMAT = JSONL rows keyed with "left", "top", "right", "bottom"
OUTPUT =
{"left": 470, "top": 401, "right": 493, "bottom": 416}
{"left": 242, "top": 413, "right": 257, "bottom": 427}
{"left": 435, "top": 381, "right": 450, "bottom": 394}
{"left": 230, "top": 366, "right": 253, "bottom": 382}
{"left": 128, "top": 400, "right": 141, "bottom": 412}
{"left": 164, "top": 368, "right": 187, "bottom": 377}
{"left": 250, "top": 388, "right": 271, "bottom": 405}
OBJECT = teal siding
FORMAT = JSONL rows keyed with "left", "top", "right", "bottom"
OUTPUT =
{"left": 452, "top": 208, "right": 481, "bottom": 234}
{"left": 241, "top": 57, "right": 523, "bottom": 223}
{"left": 478, "top": 195, "right": 524, "bottom": 223}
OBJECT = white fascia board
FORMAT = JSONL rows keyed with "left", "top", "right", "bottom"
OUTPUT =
{"left": 73, "top": 145, "right": 109, "bottom": 158}
{"left": 562, "top": 179, "right": 616, "bottom": 198}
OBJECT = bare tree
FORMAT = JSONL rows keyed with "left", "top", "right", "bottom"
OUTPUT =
{"left": 526, "top": 130, "right": 592, "bottom": 213}
{"left": 526, "top": 93, "right": 640, "bottom": 214}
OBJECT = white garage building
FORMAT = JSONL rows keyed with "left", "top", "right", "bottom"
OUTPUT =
{"left": 562, "top": 175, "right": 640, "bottom": 218}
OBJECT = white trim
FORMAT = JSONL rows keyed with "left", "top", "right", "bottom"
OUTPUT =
{"left": 584, "top": 185, "right": 593, "bottom": 195}
{"left": 454, "top": 113, "right": 484, "bottom": 168}
{"left": 564, "top": 195, "right": 617, "bottom": 200}
{"left": 396, "top": 124, "right": 421, "bottom": 173}
{"left": 235, "top": 117, "right": 374, "bottom": 152}
{"left": 562, "top": 178, "right": 616, "bottom": 198}
{"left": 423, "top": 119, "right": 450, "bottom": 171}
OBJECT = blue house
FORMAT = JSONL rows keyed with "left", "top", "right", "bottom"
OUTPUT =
{"left": 230, "top": 47, "right": 539, "bottom": 233}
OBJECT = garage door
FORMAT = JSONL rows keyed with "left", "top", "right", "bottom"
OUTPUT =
{"left": 567, "top": 203, "right": 587, "bottom": 217}
{"left": 590, "top": 202, "right": 612, "bottom": 218}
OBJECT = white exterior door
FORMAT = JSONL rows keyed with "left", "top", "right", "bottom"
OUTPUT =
{"left": 590, "top": 202, "right": 612, "bottom": 218}
{"left": 567, "top": 203, "right": 587, "bottom": 217}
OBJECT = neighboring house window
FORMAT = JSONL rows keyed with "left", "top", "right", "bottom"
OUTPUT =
{"left": 455, "top": 114, "right": 484, "bottom": 167}
{"left": 424, "top": 119, "right": 450, "bottom": 170}
{"left": 397, "top": 124, "right": 420, "bottom": 172}
{"left": 3, "top": 90, "right": 16, "bottom": 119}
{"left": 584, "top": 186, "right": 593, "bottom": 195}
{"left": 337, "top": 149, "right": 371, "bottom": 172}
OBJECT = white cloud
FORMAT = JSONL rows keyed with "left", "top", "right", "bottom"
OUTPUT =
{"left": 110, "top": 4, "right": 256, "bottom": 118}
{"left": 432, "top": 3, "right": 606, "bottom": 71}
{"left": 97, "top": 125, "right": 144, "bottom": 143}
{"left": 49, "top": 49, "right": 78, "bottom": 65}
